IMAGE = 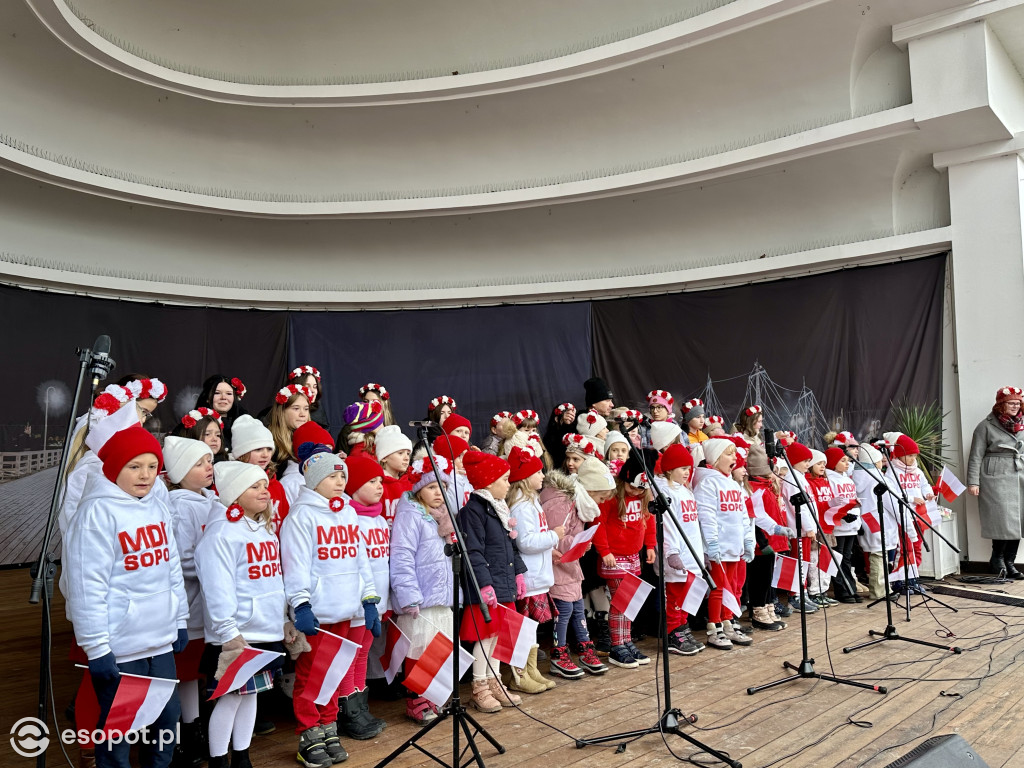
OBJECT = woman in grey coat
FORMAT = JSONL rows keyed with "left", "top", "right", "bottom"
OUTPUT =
{"left": 967, "top": 386, "right": 1024, "bottom": 577}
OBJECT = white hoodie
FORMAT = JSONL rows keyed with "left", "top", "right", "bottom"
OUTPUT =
{"left": 826, "top": 469, "right": 862, "bottom": 536}
{"left": 195, "top": 513, "right": 285, "bottom": 645}
{"left": 692, "top": 467, "right": 753, "bottom": 561}
{"left": 280, "top": 487, "right": 377, "bottom": 624}
{"left": 510, "top": 496, "right": 558, "bottom": 596}
{"left": 890, "top": 459, "right": 931, "bottom": 542}
{"left": 779, "top": 470, "right": 817, "bottom": 535}
{"left": 653, "top": 478, "right": 704, "bottom": 580}
{"left": 446, "top": 471, "right": 473, "bottom": 512}
{"left": 279, "top": 461, "right": 303, "bottom": 507}
{"left": 168, "top": 487, "right": 221, "bottom": 639}
{"left": 65, "top": 473, "right": 187, "bottom": 662}
{"left": 853, "top": 464, "right": 901, "bottom": 553}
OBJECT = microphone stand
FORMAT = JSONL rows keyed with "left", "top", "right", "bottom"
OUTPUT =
{"left": 576, "top": 420, "right": 740, "bottom": 768}
{"left": 374, "top": 427, "right": 504, "bottom": 768}
{"left": 841, "top": 464, "right": 962, "bottom": 656}
{"left": 27, "top": 343, "right": 103, "bottom": 768}
{"left": 747, "top": 441, "right": 886, "bottom": 696}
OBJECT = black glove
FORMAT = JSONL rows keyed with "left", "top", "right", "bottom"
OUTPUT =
{"left": 842, "top": 514, "right": 858, "bottom": 523}
{"left": 172, "top": 628, "right": 189, "bottom": 654}
{"left": 761, "top": 545, "right": 775, "bottom": 558}
{"left": 88, "top": 652, "right": 120, "bottom": 685}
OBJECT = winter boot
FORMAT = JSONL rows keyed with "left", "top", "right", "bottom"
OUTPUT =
{"left": 608, "top": 645, "right": 639, "bottom": 668}
{"left": 591, "top": 611, "right": 612, "bottom": 656}
{"left": 487, "top": 676, "right": 521, "bottom": 707}
{"left": 207, "top": 756, "right": 228, "bottom": 768}
{"left": 991, "top": 540, "right": 1007, "bottom": 575}
{"left": 525, "top": 645, "right": 556, "bottom": 690}
{"left": 1005, "top": 541, "right": 1024, "bottom": 579}
{"left": 667, "top": 628, "right": 700, "bottom": 656}
{"left": 470, "top": 679, "right": 502, "bottom": 713}
{"left": 767, "top": 603, "right": 787, "bottom": 629}
{"left": 573, "top": 641, "right": 608, "bottom": 674}
{"left": 624, "top": 641, "right": 650, "bottom": 665}
{"left": 78, "top": 750, "right": 96, "bottom": 768}
{"left": 751, "top": 606, "right": 783, "bottom": 631}
{"left": 353, "top": 690, "right": 386, "bottom": 738}
{"left": 230, "top": 748, "right": 253, "bottom": 768}
{"left": 704, "top": 622, "right": 732, "bottom": 650}
{"left": 338, "top": 693, "right": 381, "bottom": 741}
{"left": 319, "top": 723, "right": 348, "bottom": 764}
{"left": 296, "top": 726, "right": 332, "bottom": 768}
{"left": 722, "top": 619, "right": 753, "bottom": 646}
{"left": 405, "top": 695, "right": 438, "bottom": 725}
{"left": 681, "top": 625, "right": 705, "bottom": 651}
{"left": 508, "top": 659, "right": 548, "bottom": 694}
{"left": 548, "top": 645, "right": 585, "bottom": 679}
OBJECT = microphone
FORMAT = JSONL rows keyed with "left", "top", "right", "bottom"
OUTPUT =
{"left": 763, "top": 427, "right": 779, "bottom": 459}
{"left": 408, "top": 420, "right": 439, "bottom": 428}
{"left": 88, "top": 334, "right": 115, "bottom": 391}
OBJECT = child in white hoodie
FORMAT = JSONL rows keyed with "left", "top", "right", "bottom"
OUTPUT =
{"left": 195, "top": 461, "right": 292, "bottom": 768}
{"left": 65, "top": 425, "right": 188, "bottom": 768}
{"left": 505, "top": 446, "right": 563, "bottom": 691}
{"left": 163, "top": 436, "right": 220, "bottom": 765}
{"left": 280, "top": 443, "right": 379, "bottom": 766}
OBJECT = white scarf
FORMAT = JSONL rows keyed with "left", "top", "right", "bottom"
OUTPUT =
{"left": 473, "top": 488, "right": 513, "bottom": 532}
{"left": 569, "top": 476, "right": 601, "bottom": 523}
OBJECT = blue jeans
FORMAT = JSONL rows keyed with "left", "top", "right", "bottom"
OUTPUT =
{"left": 552, "top": 598, "right": 590, "bottom": 647}
{"left": 93, "top": 652, "right": 180, "bottom": 768}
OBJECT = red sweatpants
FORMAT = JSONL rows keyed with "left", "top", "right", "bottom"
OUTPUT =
{"left": 338, "top": 624, "right": 373, "bottom": 698}
{"left": 665, "top": 573, "right": 694, "bottom": 632}
{"left": 708, "top": 561, "right": 742, "bottom": 623}
{"left": 293, "top": 620, "right": 357, "bottom": 734}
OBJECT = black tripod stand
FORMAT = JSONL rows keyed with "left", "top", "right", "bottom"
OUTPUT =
{"left": 374, "top": 427, "right": 504, "bottom": 768}
{"left": 748, "top": 433, "right": 887, "bottom": 696}
{"left": 843, "top": 471, "right": 962, "bottom": 655}
{"left": 575, "top": 426, "right": 741, "bottom": 768}
{"left": 28, "top": 337, "right": 115, "bottom": 768}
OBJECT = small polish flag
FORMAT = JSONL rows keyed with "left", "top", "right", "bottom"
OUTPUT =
{"left": 209, "top": 646, "right": 284, "bottom": 700}
{"left": 825, "top": 497, "right": 853, "bottom": 529}
{"left": 817, "top": 547, "right": 841, "bottom": 578}
{"left": 721, "top": 585, "right": 742, "bottom": 618}
{"left": 681, "top": 573, "right": 709, "bottom": 615}
{"left": 771, "top": 555, "right": 802, "bottom": 593}
{"left": 493, "top": 604, "right": 538, "bottom": 668}
{"left": 861, "top": 510, "right": 881, "bottom": 534}
{"left": 379, "top": 620, "right": 412, "bottom": 685}
{"left": 87, "top": 670, "right": 176, "bottom": 736}
{"left": 936, "top": 467, "right": 966, "bottom": 502}
{"left": 560, "top": 523, "right": 600, "bottom": 563}
{"left": 891, "top": 560, "right": 920, "bottom": 581}
{"left": 610, "top": 572, "right": 655, "bottom": 623}
{"left": 304, "top": 629, "right": 360, "bottom": 706}
{"left": 405, "top": 631, "right": 475, "bottom": 709}
{"left": 922, "top": 500, "right": 942, "bottom": 527}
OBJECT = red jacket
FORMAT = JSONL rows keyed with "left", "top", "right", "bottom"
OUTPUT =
{"left": 807, "top": 474, "right": 836, "bottom": 534}
{"left": 381, "top": 474, "right": 412, "bottom": 527}
{"left": 593, "top": 495, "right": 656, "bottom": 558}
{"left": 748, "top": 476, "right": 788, "bottom": 553}
{"left": 268, "top": 476, "right": 289, "bottom": 537}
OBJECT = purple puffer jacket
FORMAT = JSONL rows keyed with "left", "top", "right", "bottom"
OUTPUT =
{"left": 389, "top": 492, "right": 454, "bottom": 613}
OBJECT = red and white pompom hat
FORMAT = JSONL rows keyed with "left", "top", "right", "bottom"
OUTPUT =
{"left": 743, "top": 405, "right": 762, "bottom": 418}
{"left": 831, "top": 430, "right": 858, "bottom": 447}
{"left": 646, "top": 390, "right": 675, "bottom": 409}
{"left": 182, "top": 407, "right": 224, "bottom": 430}
{"left": 706, "top": 415, "right": 725, "bottom": 427}
{"left": 124, "top": 377, "right": 168, "bottom": 403}
{"left": 619, "top": 409, "right": 647, "bottom": 424}
{"left": 996, "top": 386, "right": 1024, "bottom": 405}
{"left": 230, "top": 377, "right": 247, "bottom": 399}
{"left": 288, "top": 365, "right": 321, "bottom": 382}
{"left": 513, "top": 409, "right": 539, "bottom": 426}
{"left": 681, "top": 398, "right": 705, "bottom": 421}
{"left": 91, "top": 385, "right": 134, "bottom": 418}
{"left": 553, "top": 402, "right": 576, "bottom": 417}
{"left": 490, "top": 410, "right": 514, "bottom": 428}
{"left": 563, "top": 433, "right": 605, "bottom": 461}
{"left": 576, "top": 409, "right": 608, "bottom": 438}
{"left": 359, "top": 382, "right": 390, "bottom": 401}
{"left": 276, "top": 384, "right": 316, "bottom": 405}
{"left": 429, "top": 395, "right": 457, "bottom": 411}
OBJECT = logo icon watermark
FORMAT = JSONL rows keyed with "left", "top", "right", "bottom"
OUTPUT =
{"left": 9, "top": 718, "right": 49, "bottom": 758}
{"left": 8, "top": 718, "right": 179, "bottom": 758}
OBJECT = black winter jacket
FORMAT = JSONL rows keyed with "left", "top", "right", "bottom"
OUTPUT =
{"left": 459, "top": 493, "right": 527, "bottom": 605}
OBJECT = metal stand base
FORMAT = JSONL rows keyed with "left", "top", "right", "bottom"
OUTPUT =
{"left": 842, "top": 624, "right": 962, "bottom": 655}
{"left": 373, "top": 701, "right": 504, "bottom": 768}
{"left": 575, "top": 709, "right": 741, "bottom": 767}
{"left": 747, "top": 657, "right": 888, "bottom": 695}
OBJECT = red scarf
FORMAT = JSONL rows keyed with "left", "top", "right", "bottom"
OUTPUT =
{"left": 996, "top": 410, "right": 1024, "bottom": 434}
{"left": 350, "top": 498, "right": 383, "bottom": 517}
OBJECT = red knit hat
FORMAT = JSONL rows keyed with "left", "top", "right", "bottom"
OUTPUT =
{"left": 891, "top": 434, "right": 920, "bottom": 460}
{"left": 660, "top": 444, "right": 693, "bottom": 473}
{"left": 463, "top": 451, "right": 510, "bottom": 490}
{"left": 995, "top": 386, "right": 1023, "bottom": 406}
{"left": 507, "top": 446, "right": 543, "bottom": 483}
{"left": 98, "top": 425, "right": 163, "bottom": 483}
{"left": 345, "top": 455, "right": 384, "bottom": 496}
{"left": 433, "top": 435, "right": 469, "bottom": 462}
{"left": 785, "top": 442, "right": 813, "bottom": 466}
{"left": 825, "top": 447, "right": 846, "bottom": 470}
{"left": 292, "top": 421, "right": 335, "bottom": 457}
{"left": 442, "top": 413, "right": 472, "bottom": 437}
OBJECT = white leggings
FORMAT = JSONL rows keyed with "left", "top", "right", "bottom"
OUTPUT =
{"left": 179, "top": 679, "right": 200, "bottom": 723}
{"left": 472, "top": 637, "right": 498, "bottom": 681}
{"left": 208, "top": 692, "right": 257, "bottom": 757}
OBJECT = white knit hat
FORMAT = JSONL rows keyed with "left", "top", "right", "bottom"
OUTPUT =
{"left": 650, "top": 421, "right": 683, "bottom": 451}
{"left": 859, "top": 443, "right": 883, "bottom": 465}
{"left": 702, "top": 438, "right": 733, "bottom": 468}
{"left": 809, "top": 449, "right": 827, "bottom": 468}
{"left": 230, "top": 415, "right": 274, "bottom": 458}
{"left": 163, "top": 436, "right": 213, "bottom": 485}
{"left": 214, "top": 461, "right": 268, "bottom": 506}
{"left": 85, "top": 399, "right": 139, "bottom": 454}
{"left": 375, "top": 425, "right": 413, "bottom": 461}
{"left": 576, "top": 457, "right": 615, "bottom": 491}
{"left": 603, "top": 430, "right": 629, "bottom": 454}
{"left": 576, "top": 410, "right": 608, "bottom": 438}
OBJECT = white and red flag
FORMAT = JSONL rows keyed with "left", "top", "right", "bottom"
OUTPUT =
{"left": 302, "top": 630, "right": 360, "bottom": 706}
{"left": 936, "top": 467, "right": 966, "bottom": 502}
{"left": 405, "top": 631, "right": 475, "bottom": 709}
{"left": 721, "top": 584, "right": 742, "bottom": 618}
{"left": 817, "top": 547, "right": 841, "bottom": 579}
{"left": 76, "top": 665, "right": 176, "bottom": 735}
{"left": 560, "top": 524, "right": 600, "bottom": 563}
{"left": 379, "top": 619, "right": 412, "bottom": 684}
{"left": 609, "top": 572, "right": 655, "bottom": 623}
{"left": 680, "top": 573, "right": 709, "bottom": 615}
{"left": 209, "top": 646, "right": 285, "bottom": 700}
{"left": 771, "top": 555, "right": 804, "bottom": 593}
{"left": 861, "top": 510, "right": 881, "bottom": 534}
{"left": 493, "top": 605, "right": 538, "bottom": 668}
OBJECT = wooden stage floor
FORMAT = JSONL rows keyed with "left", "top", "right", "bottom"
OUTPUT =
{"left": 4, "top": 567, "right": 1024, "bottom": 768}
